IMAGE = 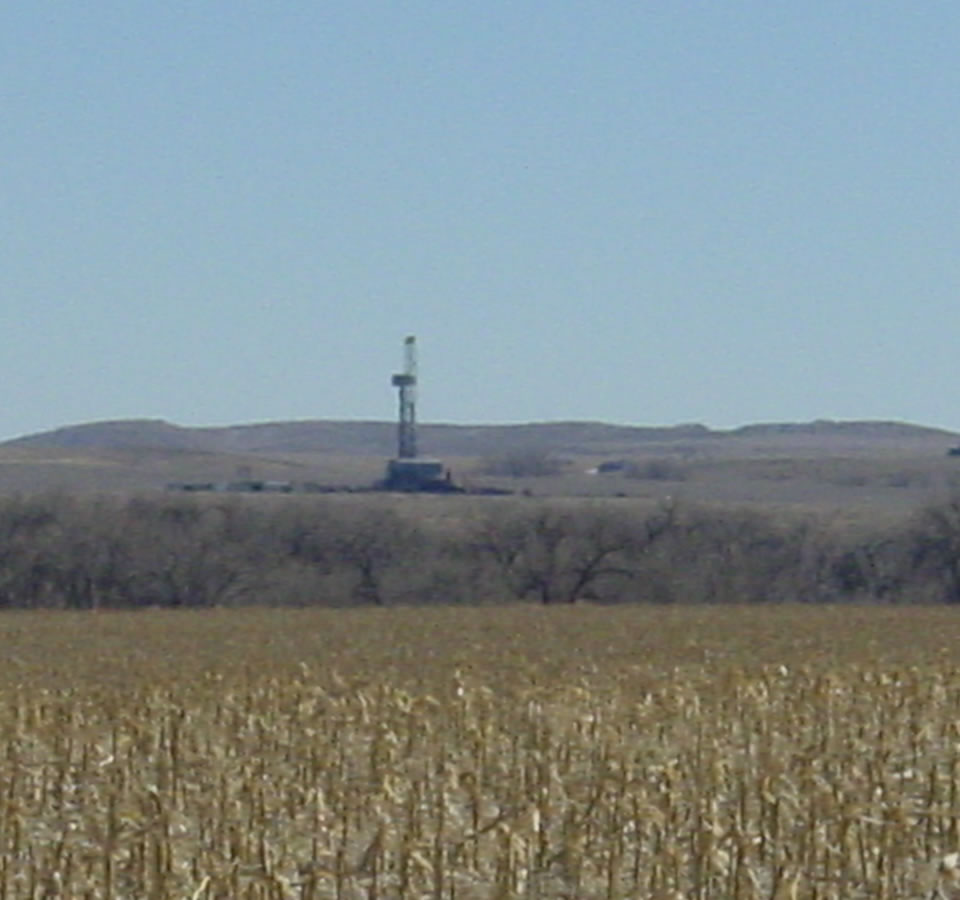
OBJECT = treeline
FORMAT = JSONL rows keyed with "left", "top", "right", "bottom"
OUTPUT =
{"left": 0, "top": 493, "right": 959, "bottom": 608}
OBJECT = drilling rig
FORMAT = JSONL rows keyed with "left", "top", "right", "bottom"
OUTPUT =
{"left": 392, "top": 335, "right": 418, "bottom": 459}
{"left": 382, "top": 336, "right": 460, "bottom": 492}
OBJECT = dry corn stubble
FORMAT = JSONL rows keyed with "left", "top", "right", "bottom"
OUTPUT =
{"left": 1, "top": 606, "right": 960, "bottom": 898}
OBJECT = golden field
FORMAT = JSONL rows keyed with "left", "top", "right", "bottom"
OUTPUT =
{"left": 4, "top": 606, "right": 960, "bottom": 899}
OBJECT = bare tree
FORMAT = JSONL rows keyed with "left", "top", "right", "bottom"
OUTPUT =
{"left": 260, "top": 502, "right": 425, "bottom": 606}
{"left": 469, "top": 502, "right": 677, "bottom": 604}
{"left": 330, "top": 507, "right": 424, "bottom": 606}
{"left": 0, "top": 494, "right": 66, "bottom": 608}
{"left": 903, "top": 496, "right": 960, "bottom": 604}
{"left": 121, "top": 499, "right": 263, "bottom": 607}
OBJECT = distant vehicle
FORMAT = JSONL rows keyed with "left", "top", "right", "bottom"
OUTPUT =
{"left": 166, "top": 480, "right": 295, "bottom": 493}
{"left": 948, "top": 447, "right": 960, "bottom": 457}
{"left": 596, "top": 460, "right": 628, "bottom": 474}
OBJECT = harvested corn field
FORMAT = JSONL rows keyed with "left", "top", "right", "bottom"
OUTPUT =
{"left": 3, "top": 606, "right": 960, "bottom": 898}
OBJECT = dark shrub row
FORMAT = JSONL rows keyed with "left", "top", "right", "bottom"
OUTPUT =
{"left": 0, "top": 493, "right": 958, "bottom": 608}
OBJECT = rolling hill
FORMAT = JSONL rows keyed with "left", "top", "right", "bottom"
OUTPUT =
{"left": 2, "top": 418, "right": 958, "bottom": 507}
{"left": 5, "top": 417, "right": 957, "bottom": 458}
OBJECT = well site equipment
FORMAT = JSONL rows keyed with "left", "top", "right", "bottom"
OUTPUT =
{"left": 382, "top": 336, "right": 461, "bottom": 493}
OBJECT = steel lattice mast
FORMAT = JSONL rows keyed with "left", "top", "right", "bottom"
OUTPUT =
{"left": 391, "top": 335, "right": 418, "bottom": 459}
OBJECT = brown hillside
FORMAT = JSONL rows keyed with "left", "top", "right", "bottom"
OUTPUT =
{"left": 5, "top": 417, "right": 957, "bottom": 458}
{"left": 3, "top": 418, "right": 960, "bottom": 510}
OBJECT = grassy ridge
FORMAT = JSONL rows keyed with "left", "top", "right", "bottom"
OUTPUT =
{"left": 4, "top": 607, "right": 960, "bottom": 898}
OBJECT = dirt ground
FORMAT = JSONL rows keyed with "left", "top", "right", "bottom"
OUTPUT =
{"left": 2, "top": 419, "right": 959, "bottom": 516}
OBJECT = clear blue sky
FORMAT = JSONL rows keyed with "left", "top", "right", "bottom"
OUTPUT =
{"left": 3, "top": 3, "right": 959, "bottom": 441}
